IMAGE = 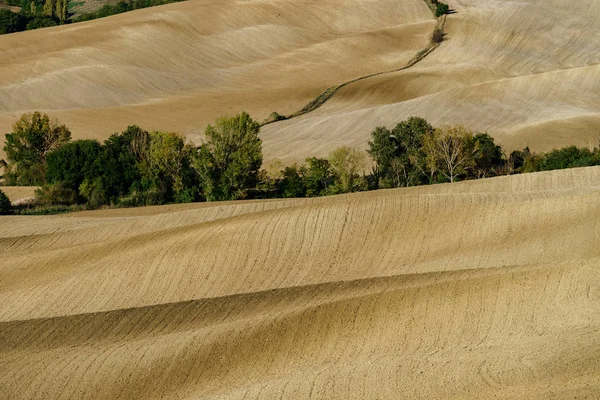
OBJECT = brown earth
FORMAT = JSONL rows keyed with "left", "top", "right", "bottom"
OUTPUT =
{"left": 1, "top": 166, "right": 600, "bottom": 398}
{"left": 0, "top": 185, "right": 36, "bottom": 204}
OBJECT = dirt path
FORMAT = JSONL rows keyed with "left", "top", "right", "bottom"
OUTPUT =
{"left": 262, "top": 1, "right": 448, "bottom": 126}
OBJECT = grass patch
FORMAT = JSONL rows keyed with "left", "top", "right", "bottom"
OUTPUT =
{"left": 68, "top": 1, "right": 85, "bottom": 11}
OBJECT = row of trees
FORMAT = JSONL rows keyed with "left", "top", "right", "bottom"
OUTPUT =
{"left": 1, "top": 112, "right": 599, "bottom": 213}
{"left": 0, "top": 0, "right": 185, "bottom": 34}
{"left": 2, "top": 112, "right": 262, "bottom": 208}
{"left": 73, "top": 0, "right": 184, "bottom": 23}
{"left": 0, "top": 0, "right": 67, "bottom": 34}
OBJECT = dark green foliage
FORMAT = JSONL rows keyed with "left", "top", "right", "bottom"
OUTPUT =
{"left": 0, "top": 189, "right": 11, "bottom": 215}
{"left": 508, "top": 149, "right": 525, "bottom": 173}
{"left": 368, "top": 116, "right": 434, "bottom": 188}
{"left": 303, "top": 157, "right": 333, "bottom": 196}
{"left": 96, "top": 126, "right": 142, "bottom": 201}
{"left": 0, "top": 9, "right": 26, "bottom": 34}
{"left": 472, "top": 133, "right": 504, "bottom": 178}
{"left": 195, "top": 112, "right": 262, "bottom": 201}
{"left": 26, "top": 16, "right": 56, "bottom": 29}
{"left": 523, "top": 146, "right": 600, "bottom": 172}
{"left": 45, "top": 139, "right": 102, "bottom": 193}
{"left": 280, "top": 166, "right": 305, "bottom": 198}
{"left": 435, "top": 2, "right": 449, "bottom": 17}
{"left": 367, "top": 126, "right": 396, "bottom": 188}
{"left": 74, "top": 0, "right": 186, "bottom": 23}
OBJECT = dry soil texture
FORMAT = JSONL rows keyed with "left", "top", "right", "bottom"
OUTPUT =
{"left": 0, "top": 185, "right": 36, "bottom": 204}
{"left": 1, "top": 166, "right": 600, "bottom": 399}
{"left": 2, "top": 0, "right": 598, "bottom": 163}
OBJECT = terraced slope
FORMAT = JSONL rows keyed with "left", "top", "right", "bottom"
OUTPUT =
{"left": 2, "top": 166, "right": 600, "bottom": 399}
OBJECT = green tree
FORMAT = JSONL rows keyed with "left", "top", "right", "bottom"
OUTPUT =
{"left": 435, "top": 2, "right": 449, "bottom": 17}
{"left": 95, "top": 126, "right": 142, "bottom": 201}
{"left": 0, "top": 189, "right": 11, "bottom": 215}
{"left": 42, "top": 0, "right": 53, "bottom": 16}
{"left": 280, "top": 165, "right": 305, "bottom": 198}
{"left": 45, "top": 139, "right": 102, "bottom": 193}
{"left": 367, "top": 126, "right": 396, "bottom": 188}
{"left": 194, "top": 112, "right": 262, "bottom": 201}
{"left": 328, "top": 146, "right": 368, "bottom": 193}
{"left": 303, "top": 157, "right": 332, "bottom": 196}
{"left": 141, "top": 131, "right": 196, "bottom": 203}
{"left": 0, "top": 9, "right": 26, "bottom": 34}
{"left": 423, "top": 126, "right": 476, "bottom": 183}
{"left": 392, "top": 116, "right": 434, "bottom": 186}
{"left": 507, "top": 149, "right": 526, "bottom": 174}
{"left": 3, "top": 112, "right": 71, "bottom": 185}
{"left": 472, "top": 133, "right": 504, "bottom": 178}
{"left": 56, "top": 0, "right": 67, "bottom": 22}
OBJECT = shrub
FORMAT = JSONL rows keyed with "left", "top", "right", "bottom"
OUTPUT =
{"left": 431, "top": 28, "right": 444, "bottom": 44}
{"left": 265, "top": 112, "right": 287, "bottom": 123}
{"left": 0, "top": 189, "right": 11, "bottom": 214}
{"left": 435, "top": 2, "right": 449, "bottom": 17}
{"left": 35, "top": 182, "right": 78, "bottom": 206}
{"left": 26, "top": 16, "right": 57, "bottom": 30}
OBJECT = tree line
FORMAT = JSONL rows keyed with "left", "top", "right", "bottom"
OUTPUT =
{"left": 1, "top": 111, "right": 599, "bottom": 214}
{"left": 0, "top": 0, "right": 183, "bottom": 34}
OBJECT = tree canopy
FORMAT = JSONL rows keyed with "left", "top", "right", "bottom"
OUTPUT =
{"left": 3, "top": 112, "right": 71, "bottom": 185}
{"left": 194, "top": 112, "right": 262, "bottom": 201}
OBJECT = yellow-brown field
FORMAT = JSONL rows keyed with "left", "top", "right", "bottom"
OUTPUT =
{"left": 1, "top": 186, "right": 36, "bottom": 204}
{"left": 1, "top": 166, "right": 600, "bottom": 398}
{"left": 2, "top": 0, "right": 600, "bottom": 397}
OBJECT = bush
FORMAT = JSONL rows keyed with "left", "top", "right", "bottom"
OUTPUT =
{"left": 35, "top": 183, "right": 78, "bottom": 206}
{"left": 265, "top": 112, "right": 287, "bottom": 123}
{"left": 538, "top": 146, "right": 600, "bottom": 171}
{"left": 0, "top": 189, "right": 11, "bottom": 214}
{"left": 26, "top": 16, "right": 57, "bottom": 30}
{"left": 435, "top": 2, "right": 449, "bottom": 17}
{"left": 431, "top": 28, "right": 444, "bottom": 44}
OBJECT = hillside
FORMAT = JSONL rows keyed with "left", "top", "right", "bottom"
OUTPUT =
{"left": 1, "top": 166, "right": 600, "bottom": 398}
{"left": 1, "top": 0, "right": 598, "bottom": 163}
{"left": 0, "top": 0, "right": 434, "bottom": 162}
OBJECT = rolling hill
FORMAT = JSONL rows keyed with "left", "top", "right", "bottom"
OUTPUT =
{"left": 1, "top": 166, "right": 600, "bottom": 398}
{"left": 1, "top": 0, "right": 598, "bottom": 163}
